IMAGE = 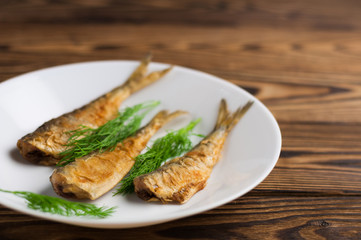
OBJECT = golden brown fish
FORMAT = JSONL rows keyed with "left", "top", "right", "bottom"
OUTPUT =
{"left": 50, "top": 110, "right": 186, "bottom": 200}
{"left": 134, "top": 99, "right": 253, "bottom": 204}
{"left": 17, "top": 54, "right": 172, "bottom": 165}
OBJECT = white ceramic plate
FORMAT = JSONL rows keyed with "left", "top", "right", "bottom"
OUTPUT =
{"left": 0, "top": 60, "right": 281, "bottom": 228}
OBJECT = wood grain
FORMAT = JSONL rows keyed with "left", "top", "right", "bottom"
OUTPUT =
{"left": 1, "top": 0, "right": 361, "bottom": 239}
{"left": 2, "top": 194, "right": 361, "bottom": 240}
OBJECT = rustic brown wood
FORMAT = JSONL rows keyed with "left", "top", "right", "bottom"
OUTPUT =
{"left": 1, "top": 0, "right": 361, "bottom": 239}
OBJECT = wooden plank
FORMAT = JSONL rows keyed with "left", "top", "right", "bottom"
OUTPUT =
{"left": 1, "top": 22, "right": 360, "bottom": 80}
{"left": 2, "top": 194, "right": 361, "bottom": 239}
{"left": 0, "top": 0, "right": 361, "bottom": 30}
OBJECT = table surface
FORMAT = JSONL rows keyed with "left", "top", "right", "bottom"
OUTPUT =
{"left": 1, "top": 0, "right": 361, "bottom": 239}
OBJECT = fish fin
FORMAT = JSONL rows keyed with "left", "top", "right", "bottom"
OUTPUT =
{"left": 216, "top": 100, "right": 253, "bottom": 132}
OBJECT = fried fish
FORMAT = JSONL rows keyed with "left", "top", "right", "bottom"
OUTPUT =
{"left": 17, "top": 54, "right": 172, "bottom": 165}
{"left": 50, "top": 110, "right": 186, "bottom": 200}
{"left": 134, "top": 99, "right": 253, "bottom": 204}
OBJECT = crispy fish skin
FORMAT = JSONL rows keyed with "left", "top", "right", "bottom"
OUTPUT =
{"left": 17, "top": 55, "right": 172, "bottom": 165}
{"left": 134, "top": 99, "right": 253, "bottom": 204}
{"left": 50, "top": 110, "right": 186, "bottom": 200}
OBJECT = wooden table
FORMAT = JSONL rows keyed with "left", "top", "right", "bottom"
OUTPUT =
{"left": 1, "top": 1, "right": 361, "bottom": 239}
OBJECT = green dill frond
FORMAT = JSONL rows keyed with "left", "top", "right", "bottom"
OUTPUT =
{"left": 57, "top": 101, "right": 160, "bottom": 166}
{"left": 0, "top": 189, "right": 115, "bottom": 218}
{"left": 114, "top": 118, "right": 202, "bottom": 195}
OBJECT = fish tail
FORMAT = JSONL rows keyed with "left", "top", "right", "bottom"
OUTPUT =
{"left": 215, "top": 99, "right": 253, "bottom": 132}
{"left": 114, "top": 53, "right": 172, "bottom": 95}
{"left": 109, "top": 53, "right": 151, "bottom": 95}
{"left": 150, "top": 109, "right": 187, "bottom": 126}
{"left": 131, "top": 66, "right": 173, "bottom": 93}
{"left": 214, "top": 99, "right": 229, "bottom": 129}
{"left": 103, "top": 54, "right": 172, "bottom": 107}
{"left": 124, "top": 52, "right": 152, "bottom": 85}
{"left": 126, "top": 109, "right": 187, "bottom": 153}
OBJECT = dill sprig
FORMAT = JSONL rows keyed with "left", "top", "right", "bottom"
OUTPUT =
{"left": 57, "top": 101, "right": 160, "bottom": 166}
{"left": 0, "top": 188, "right": 115, "bottom": 218}
{"left": 114, "top": 119, "right": 203, "bottom": 195}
